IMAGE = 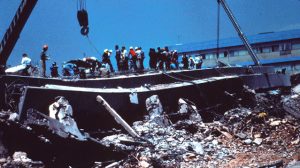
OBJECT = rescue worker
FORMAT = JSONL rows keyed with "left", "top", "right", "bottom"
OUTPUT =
{"left": 189, "top": 56, "right": 195, "bottom": 69}
{"left": 164, "top": 47, "right": 171, "bottom": 70}
{"left": 195, "top": 56, "right": 203, "bottom": 69}
{"left": 83, "top": 56, "right": 100, "bottom": 74}
{"left": 40, "top": 44, "right": 49, "bottom": 77}
{"left": 62, "top": 62, "right": 76, "bottom": 76}
{"left": 182, "top": 53, "right": 189, "bottom": 69}
{"left": 120, "top": 46, "right": 128, "bottom": 71}
{"left": 115, "top": 45, "right": 121, "bottom": 71}
{"left": 157, "top": 47, "right": 164, "bottom": 70}
{"left": 149, "top": 48, "right": 157, "bottom": 69}
{"left": 50, "top": 62, "right": 59, "bottom": 77}
{"left": 135, "top": 47, "right": 145, "bottom": 71}
{"left": 21, "top": 53, "right": 32, "bottom": 76}
{"left": 128, "top": 47, "right": 137, "bottom": 70}
{"left": 171, "top": 50, "right": 179, "bottom": 69}
{"left": 102, "top": 49, "right": 114, "bottom": 72}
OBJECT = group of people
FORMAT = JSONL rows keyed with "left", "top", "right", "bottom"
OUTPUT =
{"left": 113, "top": 45, "right": 145, "bottom": 72}
{"left": 149, "top": 47, "right": 203, "bottom": 70}
{"left": 17, "top": 44, "right": 204, "bottom": 78}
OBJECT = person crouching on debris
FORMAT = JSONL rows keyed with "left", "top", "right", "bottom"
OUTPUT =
{"left": 40, "top": 44, "right": 50, "bottom": 77}
{"left": 102, "top": 49, "right": 114, "bottom": 73}
{"left": 50, "top": 62, "right": 59, "bottom": 77}
{"left": 21, "top": 53, "right": 32, "bottom": 76}
{"left": 49, "top": 96, "right": 86, "bottom": 140}
{"left": 62, "top": 62, "right": 77, "bottom": 76}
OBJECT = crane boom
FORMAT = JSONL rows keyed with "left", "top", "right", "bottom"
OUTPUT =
{"left": 218, "top": 0, "right": 261, "bottom": 66}
{"left": 0, "top": 0, "right": 38, "bottom": 66}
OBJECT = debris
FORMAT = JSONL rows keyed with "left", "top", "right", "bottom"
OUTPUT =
{"left": 269, "top": 120, "right": 281, "bottom": 126}
{"left": 244, "top": 139, "right": 252, "bottom": 145}
{"left": 2, "top": 83, "right": 300, "bottom": 167}
{"left": 190, "top": 142, "right": 204, "bottom": 155}
{"left": 253, "top": 138, "right": 263, "bottom": 145}
{"left": 96, "top": 95, "right": 140, "bottom": 138}
{"left": 13, "top": 151, "right": 31, "bottom": 163}
{"left": 129, "top": 90, "right": 139, "bottom": 104}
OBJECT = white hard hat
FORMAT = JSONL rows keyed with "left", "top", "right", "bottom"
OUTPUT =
{"left": 129, "top": 46, "right": 133, "bottom": 49}
{"left": 104, "top": 49, "right": 108, "bottom": 52}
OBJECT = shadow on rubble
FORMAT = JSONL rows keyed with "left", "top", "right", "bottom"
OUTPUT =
{"left": 0, "top": 109, "right": 128, "bottom": 167}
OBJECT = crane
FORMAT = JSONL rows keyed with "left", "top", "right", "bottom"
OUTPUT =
{"left": 217, "top": 0, "right": 261, "bottom": 66}
{"left": 0, "top": 0, "right": 89, "bottom": 71}
{"left": 0, "top": 0, "right": 38, "bottom": 68}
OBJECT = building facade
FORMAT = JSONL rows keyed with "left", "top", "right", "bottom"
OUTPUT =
{"left": 169, "top": 29, "right": 300, "bottom": 74}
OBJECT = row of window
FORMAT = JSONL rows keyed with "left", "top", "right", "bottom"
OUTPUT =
{"left": 195, "top": 42, "right": 300, "bottom": 60}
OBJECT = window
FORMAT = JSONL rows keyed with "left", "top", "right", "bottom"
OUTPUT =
{"left": 238, "top": 50, "right": 248, "bottom": 56}
{"left": 217, "top": 52, "right": 225, "bottom": 58}
{"left": 292, "top": 43, "right": 300, "bottom": 50}
{"left": 262, "top": 47, "right": 272, "bottom": 53}
{"left": 206, "top": 53, "right": 215, "bottom": 60}
{"left": 272, "top": 45, "right": 279, "bottom": 52}
{"left": 280, "top": 43, "right": 291, "bottom": 51}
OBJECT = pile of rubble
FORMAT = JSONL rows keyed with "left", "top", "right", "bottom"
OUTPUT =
{"left": 100, "top": 86, "right": 300, "bottom": 168}
{"left": 1, "top": 85, "right": 300, "bottom": 167}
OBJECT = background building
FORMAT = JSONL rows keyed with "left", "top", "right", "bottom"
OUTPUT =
{"left": 169, "top": 29, "right": 300, "bottom": 74}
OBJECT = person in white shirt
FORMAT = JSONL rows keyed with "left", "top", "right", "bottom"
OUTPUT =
{"left": 21, "top": 53, "right": 31, "bottom": 75}
{"left": 21, "top": 53, "right": 31, "bottom": 66}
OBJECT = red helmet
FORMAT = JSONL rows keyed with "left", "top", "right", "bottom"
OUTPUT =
{"left": 43, "top": 44, "right": 48, "bottom": 50}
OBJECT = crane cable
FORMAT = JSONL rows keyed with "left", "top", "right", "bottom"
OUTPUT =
{"left": 85, "top": 35, "right": 102, "bottom": 56}
{"left": 216, "top": 1, "right": 220, "bottom": 63}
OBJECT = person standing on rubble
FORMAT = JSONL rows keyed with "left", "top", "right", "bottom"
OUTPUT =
{"left": 149, "top": 48, "right": 157, "bottom": 69}
{"left": 115, "top": 45, "right": 121, "bottom": 72}
{"left": 136, "top": 47, "right": 145, "bottom": 71}
{"left": 195, "top": 56, "right": 203, "bottom": 69}
{"left": 164, "top": 47, "right": 171, "bottom": 70}
{"left": 40, "top": 44, "right": 50, "bottom": 77}
{"left": 182, "top": 53, "right": 189, "bottom": 69}
{"left": 128, "top": 47, "right": 137, "bottom": 71}
{"left": 120, "top": 46, "right": 128, "bottom": 71}
{"left": 171, "top": 50, "right": 179, "bottom": 69}
{"left": 189, "top": 56, "right": 195, "bottom": 69}
{"left": 102, "top": 49, "right": 114, "bottom": 72}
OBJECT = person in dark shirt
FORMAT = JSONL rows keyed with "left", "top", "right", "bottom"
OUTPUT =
{"left": 102, "top": 49, "right": 114, "bottom": 72}
{"left": 157, "top": 47, "right": 164, "bottom": 70}
{"left": 40, "top": 44, "right": 49, "bottom": 77}
{"left": 182, "top": 53, "right": 189, "bottom": 69}
{"left": 149, "top": 48, "right": 156, "bottom": 69}
{"left": 164, "top": 46, "right": 171, "bottom": 70}
{"left": 115, "top": 45, "right": 121, "bottom": 72}
{"left": 50, "top": 62, "right": 59, "bottom": 77}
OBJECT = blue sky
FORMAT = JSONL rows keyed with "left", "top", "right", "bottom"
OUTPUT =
{"left": 1, "top": 0, "right": 300, "bottom": 71}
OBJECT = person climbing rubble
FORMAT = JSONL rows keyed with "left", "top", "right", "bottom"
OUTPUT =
{"left": 48, "top": 96, "right": 86, "bottom": 140}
